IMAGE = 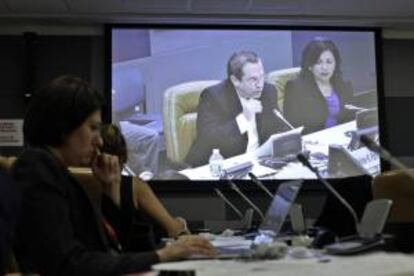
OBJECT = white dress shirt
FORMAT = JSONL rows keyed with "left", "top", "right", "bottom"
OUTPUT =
{"left": 236, "top": 96, "right": 259, "bottom": 153}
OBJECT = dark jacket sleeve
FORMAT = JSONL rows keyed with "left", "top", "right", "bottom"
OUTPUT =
{"left": 283, "top": 79, "right": 311, "bottom": 130}
{"left": 13, "top": 150, "right": 159, "bottom": 276}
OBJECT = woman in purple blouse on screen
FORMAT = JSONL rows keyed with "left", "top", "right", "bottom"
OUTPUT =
{"left": 283, "top": 38, "right": 354, "bottom": 134}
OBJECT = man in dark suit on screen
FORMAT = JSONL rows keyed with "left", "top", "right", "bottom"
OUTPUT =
{"left": 186, "top": 50, "right": 288, "bottom": 167}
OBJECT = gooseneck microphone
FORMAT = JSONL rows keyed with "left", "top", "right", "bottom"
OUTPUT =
{"left": 228, "top": 180, "right": 265, "bottom": 221}
{"left": 359, "top": 135, "right": 414, "bottom": 181}
{"left": 273, "top": 108, "right": 295, "bottom": 130}
{"left": 248, "top": 172, "right": 273, "bottom": 199}
{"left": 214, "top": 188, "right": 244, "bottom": 219}
{"left": 296, "top": 153, "right": 360, "bottom": 232}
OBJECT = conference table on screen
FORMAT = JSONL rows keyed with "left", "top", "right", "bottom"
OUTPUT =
{"left": 152, "top": 251, "right": 414, "bottom": 276}
{"left": 181, "top": 120, "right": 371, "bottom": 180}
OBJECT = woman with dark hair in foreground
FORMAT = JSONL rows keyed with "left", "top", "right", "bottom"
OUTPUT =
{"left": 12, "top": 75, "right": 215, "bottom": 275}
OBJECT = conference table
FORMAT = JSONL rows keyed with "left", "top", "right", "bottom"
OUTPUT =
{"left": 180, "top": 121, "right": 380, "bottom": 180}
{"left": 152, "top": 251, "right": 414, "bottom": 275}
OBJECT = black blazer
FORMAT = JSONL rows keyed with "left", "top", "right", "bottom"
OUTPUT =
{"left": 12, "top": 148, "right": 158, "bottom": 276}
{"left": 186, "top": 79, "right": 288, "bottom": 167}
{"left": 283, "top": 77, "right": 354, "bottom": 134}
{"left": 0, "top": 168, "right": 20, "bottom": 273}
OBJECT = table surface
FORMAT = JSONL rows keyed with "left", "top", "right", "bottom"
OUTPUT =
{"left": 153, "top": 251, "right": 414, "bottom": 276}
{"left": 181, "top": 121, "right": 380, "bottom": 180}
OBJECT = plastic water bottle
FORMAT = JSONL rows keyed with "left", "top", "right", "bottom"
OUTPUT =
{"left": 209, "top": 148, "right": 224, "bottom": 177}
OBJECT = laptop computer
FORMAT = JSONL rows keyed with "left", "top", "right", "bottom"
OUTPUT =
{"left": 327, "top": 144, "right": 370, "bottom": 177}
{"left": 210, "top": 180, "right": 303, "bottom": 258}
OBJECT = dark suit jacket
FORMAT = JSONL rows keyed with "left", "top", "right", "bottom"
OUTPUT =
{"left": 0, "top": 168, "right": 20, "bottom": 273}
{"left": 283, "top": 77, "right": 354, "bottom": 134}
{"left": 186, "top": 79, "right": 288, "bottom": 166}
{"left": 12, "top": 148, "right": 158, "bottom": 276}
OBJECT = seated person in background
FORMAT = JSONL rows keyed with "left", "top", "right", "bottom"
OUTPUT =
{"left": 99, "top": 123, "right": 190, "bottom": 247}
{"left": 12, "top": 75, "right": 215, "bottom": 275}
{"left": 186, "top": 50, "right": 289, "bottom": 167}
{"left": 119, "top": 121, "right": 159, "bottom": 178}
{"left": 112, "top": 93, "right": 160, "bottom": 178}
{"left": 283, "top": 38, "right": 354, "bottom": 134}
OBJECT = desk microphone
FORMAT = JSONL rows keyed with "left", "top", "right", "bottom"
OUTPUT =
{"left": 228, "top": 179, "right": 265, "bottom": 221}
{"left": 296, "top": 153, "right": 360, "bottom": 233}
{"left": 359, "top": 135, "right": 414, "bottom": 180}
{"left": 214, "top": 188, "right": 243, "bottom": 219}
{"left": 273, "top": 108, "right": 295, "bottom": 130}
{"left": 248, "top": 172, "right": 273, "bottom": 199}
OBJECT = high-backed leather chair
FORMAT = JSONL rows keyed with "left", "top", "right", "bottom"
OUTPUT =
{"left": 372, "top": 169, "right": 414, "bottom": 222}
{"left": 163, "top": 80, "right": 220, "bottom": 163}
{"left": 266, "top": 67, "right": 301, "bottom": 112}
{"left": 372, "top": 169, "right": 414, "bottom": 252}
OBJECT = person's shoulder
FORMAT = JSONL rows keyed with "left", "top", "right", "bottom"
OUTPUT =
{"left": 200, "top": 79, "right": 229, "bottom": 100}
{"left": 286, "top": 76, "right": 307, "bottom": 88}
{"left": 202, "top": 79, "right": 227, "bottom": 93}
{"left": 262, "top": 82, "right": 278, "bottom": 99}
{"left": 263, "top": 81, "right": 277, "bottom": 92}
{"left": 12, "top": 147, "right": 64, "bottom": 182}
{"left": 16, "top": 148, "right": 56, "bottom": 166}
{"left": 287, "top": 77, "right": 317, "bottom": 96}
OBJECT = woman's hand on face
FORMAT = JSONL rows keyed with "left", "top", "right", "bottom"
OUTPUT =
{"left": 156, "top": 235, "right": 217, "bottom": 262}
{"left": 91, "top": 153, "right": 121, "bottom": 196}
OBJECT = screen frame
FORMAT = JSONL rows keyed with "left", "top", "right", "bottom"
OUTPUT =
{"left": 104, "top": 23, "right": 386, "bottom": 188}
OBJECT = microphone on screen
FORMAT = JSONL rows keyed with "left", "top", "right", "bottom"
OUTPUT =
{"left": 214, "top": 188, "right": 244, "bottom": 219}
{"left": 360, "top": 134, "right": 414, "bottom": 181}
{"left": 273, "top": 108, "right": 295, "bottom": 130}
{"left": 248, "top": 172, "right": 273, "bottom": 199}
{"left": 296, "top": 153, "right": 360, "bottom": 234}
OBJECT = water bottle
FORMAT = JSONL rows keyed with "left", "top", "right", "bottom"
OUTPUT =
{"left": 209, "top": 148, "right": 224, "bottom": 177}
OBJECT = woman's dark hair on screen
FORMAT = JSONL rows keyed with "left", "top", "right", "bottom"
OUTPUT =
{"left": 299, "top": 38, "right": 344, "bottom": 85}
{"left": 23, "top": 75, "right": 104, "bottom": 147}
{"left": 100, "top": 124, "right": 128, "bottom": 165}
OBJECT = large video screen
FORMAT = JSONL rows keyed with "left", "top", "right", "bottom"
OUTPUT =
{"left": 109, "top": 25, "right": 382, "bottom": 181}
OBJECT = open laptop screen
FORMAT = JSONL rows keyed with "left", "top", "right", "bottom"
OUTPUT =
{"left": 259, "top": 180, "right": 303, "bottom": 235}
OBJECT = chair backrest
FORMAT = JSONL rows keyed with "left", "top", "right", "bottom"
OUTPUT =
{"left": 266, "top": 67, "right": 301, "bottom": 112}
{"left": 0, "top": 156, "right": 16, "bottom": 173}
{"left": 163, "top": 80, "right": 220, "bottom": 163}
{"left": 372, "top": 169, "right": 414, "bottom": 222}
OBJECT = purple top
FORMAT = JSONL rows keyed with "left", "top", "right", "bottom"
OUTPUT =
{"left": 324, "top": 90, "right": 340, "bottom": 128}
